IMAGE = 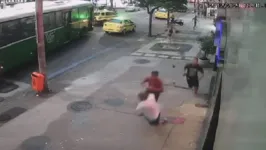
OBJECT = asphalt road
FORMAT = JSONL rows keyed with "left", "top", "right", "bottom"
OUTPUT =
{"left": 7, "top": 9, "right": 168, "bottom": 83}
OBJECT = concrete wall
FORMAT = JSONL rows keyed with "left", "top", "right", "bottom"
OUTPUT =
{"left": 214, "top": 0, "right": 266, "bottom": 149}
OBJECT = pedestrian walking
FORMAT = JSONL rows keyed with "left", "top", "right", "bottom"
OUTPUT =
{"left": 192, "top": 15, "right": 198, "bottom": 30}
{"left": 183, "top": 57, "right": 204, "bottom": 95}
{"left": 141, "top": 71, "right": 163, "bottom": 102}
{"left": 136, "top": 93, "right": 167, "bottom": 126}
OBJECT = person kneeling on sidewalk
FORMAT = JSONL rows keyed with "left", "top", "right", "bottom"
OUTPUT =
{"left": 136, "top": 93, "right": 166, "bottom": 126}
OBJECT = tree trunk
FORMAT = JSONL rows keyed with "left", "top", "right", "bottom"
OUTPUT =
{"left": 110, "top": 0, "right": 113, "bottom": 8}
{"left": 148, "top": 12, "right": 153, "bottom": 37}
{"left": 167, "top": 10, "right": 170, "bottom": 26}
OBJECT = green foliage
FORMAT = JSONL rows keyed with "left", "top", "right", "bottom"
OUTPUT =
{"left": 136, "top": 0, "right": 187, "bottom": 13}
{"left": 159, "top": 0, "right": 187, "bottom": 11}
{"left": 199, "top": 33, "right": 216, "bottom": 56}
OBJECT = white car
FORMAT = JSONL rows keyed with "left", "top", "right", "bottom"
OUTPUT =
{"left": 125, "top": 4, "right": 140, "bottom": 12}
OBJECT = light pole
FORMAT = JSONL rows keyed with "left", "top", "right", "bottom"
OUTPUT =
{"left": 35, "top": 0, "right": 49, "bottom": 93}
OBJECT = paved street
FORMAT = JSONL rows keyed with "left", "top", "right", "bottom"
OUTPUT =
{"left": 0, "top": 8, "right": 215, "bottom": 150}
{"left": 0, "top": 55, "right": 212, "bottom": 150}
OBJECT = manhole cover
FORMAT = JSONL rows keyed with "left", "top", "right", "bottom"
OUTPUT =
{"left": 134, "top": 59, "right": 150, "bottom": 64}
{"left": 0, "top": 79, "right": 19, "bottom": 93}
{"left": 68, "top": 101, "right": 92, "bottom": 112}
{"left": 151, "top": 43, "right": 192, "bottom": 52}
{"left": 104, "top": 98, "right": 124, "bottom": 106}
{"left": 0, "top": 107, "right": 27, "bottom": 123}
{"left": 20, "top": 136, "right": 51, "bottom": 150}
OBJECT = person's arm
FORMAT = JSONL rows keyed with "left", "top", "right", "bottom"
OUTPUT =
{"left": 141, "top": 77, "right": 149, "bottom": 85}
{"left": 183, "top": 64, "right": 188, "bottom": 76}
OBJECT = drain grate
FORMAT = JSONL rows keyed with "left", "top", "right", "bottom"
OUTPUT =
{"left": 0, "top": 79, "right": 19, "bottom": 93}
{"left": 20, "top": 136, "right": 51, "bottom": 150}
{"left": 134, "top": 59, "right": 150, "bottom": 64}
{"left": 0, "top": 107, "right": 27, "bottom": 123}
{"left": 151, "top": 43, "right": 192, "bottom": 52}
{"left": 68, "top": 101, "right": 92, "bottom": 112}
{"left": 104, "top": 98, "right": 124, "bottom": 107}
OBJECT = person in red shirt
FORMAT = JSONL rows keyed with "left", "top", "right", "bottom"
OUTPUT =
{"left": 141, "top": 71, "right": 164, "bottom": 102}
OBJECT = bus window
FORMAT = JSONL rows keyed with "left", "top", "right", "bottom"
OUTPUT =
{"left": 89, "top": 7, "right": 93, "bottom": 19}
{"left": 43, "top": 13, "right": 56, "bottom": 31}
{"left": 55, "top": 11, "right": 63, "bottom": 27}
{"left": 78, "top": 7, "right": 88, "bottom": 19}
{"left": 1, "top": 20, "right": 21, "bottom": 45}
{"left": 20, "top": 17, "right": 35, "bottom": 38}
{"left": 63, "top": 12, "right": 70, "bottom": 25}
{"left": 71, "top": 8, "right": 79, "bottom": 22}
{"left": 0, "top": 24, "right": 5, "bottom": 47}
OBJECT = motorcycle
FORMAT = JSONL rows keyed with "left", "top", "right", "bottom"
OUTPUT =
{"left": 172, "top": 19, "right": 184, "bottom": 26}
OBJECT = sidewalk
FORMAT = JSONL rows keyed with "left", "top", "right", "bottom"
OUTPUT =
{"left": 158, "top": 13, "right": 215, "bottom": 38}
{"left": 0, "top": 53, "right": 212, "bottom": 149}
{"left": 143, "top": 12, "right": 216, "bottom": 62}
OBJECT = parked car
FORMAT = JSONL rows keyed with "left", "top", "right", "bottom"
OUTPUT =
{"left": 125, "top": 4, "right": 140, "bottom": 12}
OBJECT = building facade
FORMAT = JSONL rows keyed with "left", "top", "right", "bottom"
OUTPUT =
{"left": 205, "top": 0, "right": 266, "bottom": 149}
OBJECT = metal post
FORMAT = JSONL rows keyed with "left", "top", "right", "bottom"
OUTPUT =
{"left": 197, "top": 0, "right": 200, "bottom": 16}
{"left": 35, "top": 0, "right": 49, "bottom": 93}
{"left": 194, "top": 0, "right": 196, "bottom": 13}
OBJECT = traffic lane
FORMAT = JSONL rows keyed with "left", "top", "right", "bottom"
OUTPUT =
{"left": 9, "top": 10, "right": 153, "bottom": 82}
{"left": 11, "top": 26, "right": 147, "bottom": 82}
{"left": 6, "top": 11, "right": 149, "bottom": 81}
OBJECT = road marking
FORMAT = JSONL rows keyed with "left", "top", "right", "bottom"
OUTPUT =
{"left": 144, "top": 53, "right": 156, "bottom": 57}
{"left": 171, "top": 56, "right": 182, "bottom": 59}
{"left": 158, "top": 55, "right": 169, "bottom": 58}
{"left": 131, "top": 52, "right": 143, "bottom": 56}
{"left": 137, "top": 38, "right": 145, "bottom": 42}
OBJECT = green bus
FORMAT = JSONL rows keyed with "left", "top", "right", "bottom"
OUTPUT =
{"left": 0, "top": 0, "right": 94, "bottom": 73}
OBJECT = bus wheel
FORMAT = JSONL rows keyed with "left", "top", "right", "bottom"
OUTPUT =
{"left": 105, "top": 31, "right": 109, "bottom": 34}
{"left": 79, "top": 27, "right": 87, "bottom": 37}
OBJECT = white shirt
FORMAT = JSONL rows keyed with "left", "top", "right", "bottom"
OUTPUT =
{"left": 136, "top": 94, "right": 160, "bottom": 121}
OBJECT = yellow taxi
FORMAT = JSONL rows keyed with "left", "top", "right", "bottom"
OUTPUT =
{"left": 93, "top": 9, "right": 117, "bottom": 25}
{"left": 103, "top": 17, "right": 136, "bottom": 35}
{"left": 154, "top": 8, "right": 173, "bottom": 19}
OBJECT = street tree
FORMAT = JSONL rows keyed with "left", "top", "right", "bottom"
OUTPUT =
{"left": 162, "top": 0, "right": 187, "bottom": 26}
{"left": 136, "top": 0, "right": 187, "bottom": 37}
{"left": 110, "top": 0, "right": 113, "bottom": 8}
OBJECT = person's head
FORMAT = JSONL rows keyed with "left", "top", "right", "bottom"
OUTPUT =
{"left": 151, "top": 71, "right": 159, "bottom": 77}
{"left": 192, "top": 57, "right": 198, "bottom": 65}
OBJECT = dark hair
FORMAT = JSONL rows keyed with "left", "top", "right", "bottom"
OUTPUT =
{"left": 151, "top": 71, "right": 159, "bottom": 76}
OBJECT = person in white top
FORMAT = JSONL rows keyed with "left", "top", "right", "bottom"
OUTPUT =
{"left": 136, "top": 93, "right": 166, "bottom": 125}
